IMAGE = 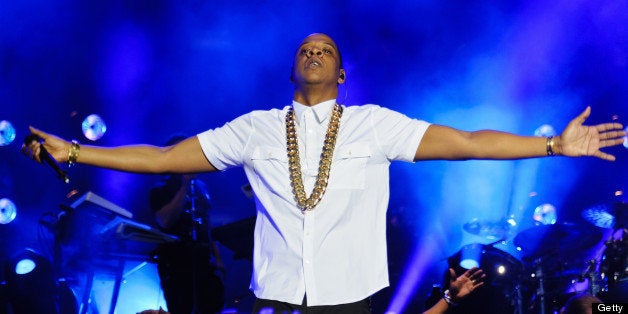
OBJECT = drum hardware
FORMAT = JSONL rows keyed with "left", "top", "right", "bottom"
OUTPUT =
{"left": 523, "top": 256, "right": 587, "bottom": 314}
{"left": 581, "top": 201, "right": 626, "bottom": 297}
{"left": 514, "top": 223, "right": 605, "bottom": 313}
{"left": 529, "top": 258, "right": 550, "bottom": 314}
{"left": 600, "top": 234, "right": 627, "bottom": 286}
{"left": 514, "top": 281, "right": 525, "bottom": 314}
{"left": 597, "top": 228, "right": 627, "bottom": 302}
{"left": 452, "top": 215, "right": 621, "bottom": 312}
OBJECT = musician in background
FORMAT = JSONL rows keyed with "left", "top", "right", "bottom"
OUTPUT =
{"left": 149, "top": 134, "right": 225, "bottom": 314}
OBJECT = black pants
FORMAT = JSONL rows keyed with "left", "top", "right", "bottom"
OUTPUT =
{"left": 252, "top": 296, "right": 371, "bottom": 314}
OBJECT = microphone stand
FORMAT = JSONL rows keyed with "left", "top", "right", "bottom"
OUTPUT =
{"left": 189, "top": 179, "right": 198, "bottom": 241}
{"left": 533, "top": 258, "right": 546, "bottom": 314}
{"left": 188, "top": 178, "right": 199, "bottom": 313}
{"left": 187, "top": 178, "right": 220, "bottom": 313}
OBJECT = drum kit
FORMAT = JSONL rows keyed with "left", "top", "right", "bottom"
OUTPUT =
{"left": 446, "top": 202, "right": 626, "bottom": 314}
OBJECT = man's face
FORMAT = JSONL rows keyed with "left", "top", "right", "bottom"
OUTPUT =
{"left": 292, "top": 33, "right": 343, "bottom": 85}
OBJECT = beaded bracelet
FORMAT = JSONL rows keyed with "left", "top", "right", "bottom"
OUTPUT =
{"left": 68, "top": 140, "right": 80, "bottom": 167}
{"left": 546, "top": 136, "right": 555, "bottom": 157}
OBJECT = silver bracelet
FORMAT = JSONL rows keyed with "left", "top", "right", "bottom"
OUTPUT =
{"left": 443, "top": 289, "right": 458, "bottom": 306}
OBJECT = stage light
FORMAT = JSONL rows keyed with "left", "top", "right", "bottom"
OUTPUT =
{"left": 0, "top": 120, "right": 16, "bottom": 146}
{"left": 82, "top": 114, "right": 107, "bottom": 141}
{"left": 506, "top": 217, "right": 517, "bottom": 227}
{"left": 623, "top": 126, "right": 627, "bottom": 149}
{"left": 496, "top": 264, "right": 506, "bottom": 275}
{"left": 533, "top": 203, "right": 557, "bottom": 225}
{"left": 459, "top": 243, "right": 482, "bottom": 269}
{"left": 14, "top": 259, "right": 36, "bottom": 275}
{"left": 0, "top": 198, "right": 17, "bottom": 225}
{"left": 534, "top": 124, "right": 556, "bottom": 137}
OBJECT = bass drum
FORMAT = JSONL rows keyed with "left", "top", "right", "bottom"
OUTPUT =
{"left": 445, "top": 243, "right": 524, "bottom": 314}
{"left": 598, "top": 237, "right": 627, "bottom": 303}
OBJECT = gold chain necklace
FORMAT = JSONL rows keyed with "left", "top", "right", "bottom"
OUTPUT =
{"left": 286, "top": 103, "right": 343, "bottom": 212}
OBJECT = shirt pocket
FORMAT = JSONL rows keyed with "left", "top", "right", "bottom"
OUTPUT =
{"left": 329, "top": 142, "right": 371, "bottom": 190}
{"left": 251, "top": 146, "right": 290, "bottom": 194}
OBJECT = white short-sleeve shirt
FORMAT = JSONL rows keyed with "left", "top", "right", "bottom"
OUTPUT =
{"left": 197, "top": 99, "right": 430, "bottom": 306}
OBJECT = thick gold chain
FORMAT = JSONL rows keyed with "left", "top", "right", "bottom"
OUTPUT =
{"left": 286, "top": 104, "right": 343, "bottom": 212}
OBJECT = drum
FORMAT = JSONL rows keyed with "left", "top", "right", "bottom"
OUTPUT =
{"left": 446, "top": 243, "right": 524, "bottom": 314}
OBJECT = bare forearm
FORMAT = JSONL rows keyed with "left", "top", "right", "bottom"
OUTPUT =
{"left": 25, "top": 126, "right": 216, "bottom": 174}
{"left": 416, "top": 125, "right": 554, "bottom": 161}
{"left": 416, "top": 107, "right": 625, "bottom": 162}
{"left": 74, "top": 137, "right": 215, "bottom": 174}
{"left": 461, "top": 130, "right": 553, "bottom": 160}
{"left": 77, "top": 144, "right": 172, "bottom": 173}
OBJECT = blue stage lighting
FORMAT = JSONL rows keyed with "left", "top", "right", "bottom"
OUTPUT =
{"left": 0, "top": 120, "right": 16, "bottom": 146}
{"left": 459, "top": 243, "right": 482, "bottom": 270}
{"left": 82, "top": 114, "right": 107, "bottom": 141}
{"left": 534, "top": 124, "right": 556, "bottom": 137}
{"left": 0, "top": 198, "right": 17, "bottom": 225}
{"left": 14, "top": 259, "right": 36, "bottom": 275}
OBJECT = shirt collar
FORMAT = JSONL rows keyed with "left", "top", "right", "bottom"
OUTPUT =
{"left": 292, "top": 99, "right": 336, "bottom": 124}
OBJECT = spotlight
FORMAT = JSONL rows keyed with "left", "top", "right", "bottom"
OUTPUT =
{"left": 459, "top": 243, "right": 482, "bottom": 269}
{"left": 0, "top": 120, "right": 16, "bottom": 146}
{"left": 0, "top": 198, "right": 17, "bottom": 225}
{"left": 506, "top": 214, "right": 517, "bottom": 228}
{"left": 534, "top": 124, "right": 556, "bottom": 137}
{"left": 14, "top": 258, "right": 36, "bottom": 275}
{"left": 82, "top": 114, "right": 107, "bottom": 141}
{"left": 533, "top": 203, "right": 557, "bottom": 225}
{"left": 496, "top": 264, "right": 506, "bottom": 275}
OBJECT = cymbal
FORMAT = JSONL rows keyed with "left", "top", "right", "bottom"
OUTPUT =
{"left": 582, "top": 202, "right": 627, "bottom": 229}
{"left": 514, "top": 222, "right": 602, "bottom": 260}
{"left": 463, "top": 218, "right": 511, "bottom": 239}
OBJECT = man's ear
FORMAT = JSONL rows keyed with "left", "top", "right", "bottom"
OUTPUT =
{"left": 337, "top": 69, "right": 346, "bottom": 84}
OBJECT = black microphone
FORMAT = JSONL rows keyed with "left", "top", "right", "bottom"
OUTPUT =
{"left": 24, "top": 134, "right": 70, "bottom": 184}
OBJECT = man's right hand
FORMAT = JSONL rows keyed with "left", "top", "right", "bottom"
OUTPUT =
{"left": 21, "top": 126, "right": 69, "bottom": 163}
